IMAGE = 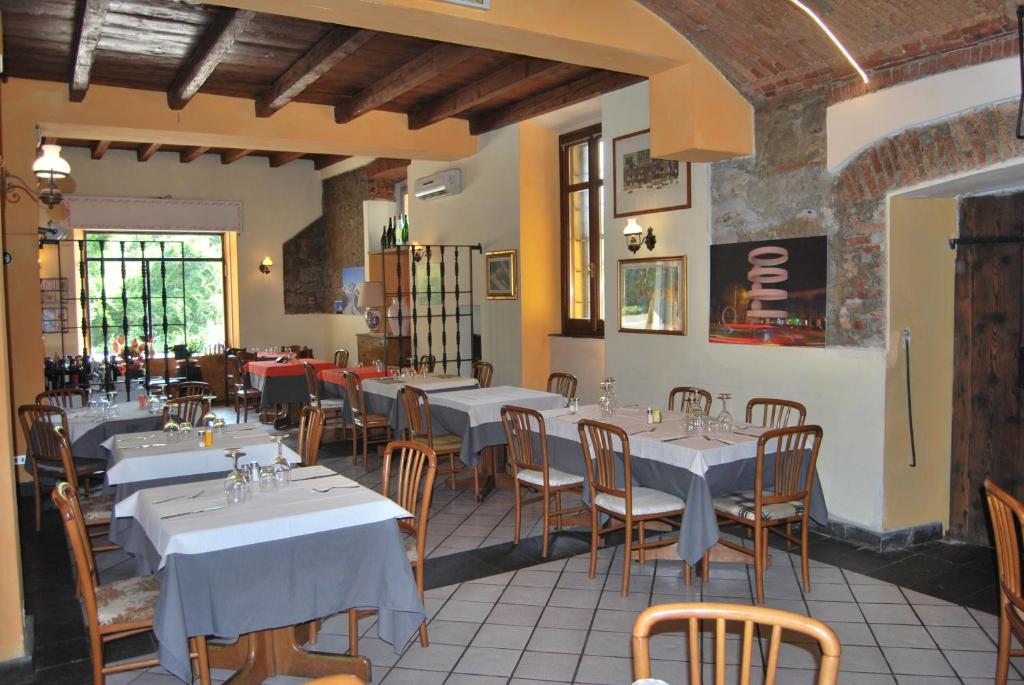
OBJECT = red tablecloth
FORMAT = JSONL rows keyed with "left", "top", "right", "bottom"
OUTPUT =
{"left": 245, "top": 359, "right": 335, "bottom": 378}
{"left": 319, "top": 367, "right": 386, "bottom": 385}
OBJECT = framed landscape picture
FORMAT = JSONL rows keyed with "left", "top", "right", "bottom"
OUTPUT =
{"left": 613, "top": 129, "right": 691, "bottom": 218}
{"left": 338, "top": 266, "right": 365, "bottom": 315}
{"left": 618, "top": 256, "right": 687, "bottom": 335}
{"left": 42, "top": 307, "right": 67, "bottom": 334}
{"left": 485, "top": 249, "right": 517, "bottom": 300}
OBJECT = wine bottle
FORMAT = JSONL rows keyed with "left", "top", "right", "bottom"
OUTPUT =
{"left": 401, "top": 214, "right": 409, "bottom": 245}
{"left": 380, "top": 221, "right": 388, "bottom": 250}
{"left": 388, "top": 217, "right": 396, "bottom": 248}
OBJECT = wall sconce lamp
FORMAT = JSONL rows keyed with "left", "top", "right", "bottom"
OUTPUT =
{"left": 1, "top": 144, "right": 71, "bottom": 210}
{"left": 624, "top": 218, "right": 656, "bottom": 253}
{"left": 259, "top": 256, "right": 273, "bottom": 274}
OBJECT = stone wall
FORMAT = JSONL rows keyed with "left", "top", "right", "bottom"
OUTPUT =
{"left": 712, "top": 97, "right": 1024, "bottom": 348}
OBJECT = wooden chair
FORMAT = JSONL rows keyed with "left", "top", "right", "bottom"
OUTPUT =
{"left": 304, "top": 361, "right": 346, "bottom": 430}
{"left": 546, "top": 372, "right": 577, "bottom": 400}
{"left": 52, "top": 483, "right": 211, "bottom": 685}
{"left": 18, "top": 404, "right": 104, "bottom": 531}
{"left": 502, "top": 405, "right": 585, "bottom": 558}
{"left": 348, "top": 441, "right": 437, "bottom": 656}
{"left": 632, "top": 602, "right": 841, "bottom": 684}
{"left": 418, "top": 354, "right": 436, "bottom": 373}
{"left": 746, "top": 397, "right": 807, "bottom": 428}
{"left": 713, "top": 424, "right": 823, "bottom": 603}
{"left": 578, "top": 419, "right": 684, "bottom": 596}
{"left": 55, "top": 430, "right": 118, "bottom": 553}
{"left": 164, "top": 381, "right": 211, "bottom": 399}
{"left": 333, "top": 349, "right": 350, "bottom": 368}
{"left": 162, "top": 395, "right": 210, "bottom": 427}
{"left": 37, "top": 388, "right": 88, "bottom": 408}
{"left": 667, "top": 386, "right": 712, "bottom": 415}
{"left": 400, "top": 386, "right": 474, "bottom": 496}
{"left": 472, "top": 361, "right": 493, "bottom": 388}
{"left": 298, "top": 405, "right": 325, "bottom": 467}
{"left": 227, "top": 355, "right": 261, "bottom": 423}
{"left": 340, "top": 370, "right": 391, "bottom": 470}
{"left": 984, "top": 478, "right": 1024, "bottom": 685}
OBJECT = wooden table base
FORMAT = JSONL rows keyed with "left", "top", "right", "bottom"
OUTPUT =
{"left": 209, "top": 624, "right": 371, "bottom": 685}
{"left": 632, "top": 540, "right": 772, "bottom": 567}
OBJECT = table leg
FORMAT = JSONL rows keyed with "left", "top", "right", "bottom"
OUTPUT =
{"left": 210, "top": 625, "right": 372, "bottom": 685}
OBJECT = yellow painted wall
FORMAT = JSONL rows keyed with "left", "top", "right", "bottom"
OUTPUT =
{"left": 517, "top": 122, "right": 560, "bottom": 390}
{"left": 883, "top": 197, "right": 957, "bottom": 530}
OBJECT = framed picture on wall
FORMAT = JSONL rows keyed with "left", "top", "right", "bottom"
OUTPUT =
{"left": 338, "top": 266, "right": 365, "bottom": 315}
{"left": 618, "top": 256, "right": 687, "bottom": 335}
{"left": 40, "top": 277, "right": 67, "bottom": 292}
{"left": 612, "top": 129, "right": 691, "bottom": 218}
{"left": 42, "top": 307, "right": 67, "bottom": 334}
{"left": 485, "top": 249, "right": 517, "bottom": 300}
{"left": 42, "top": 290, "right": 61, "bottom": 305}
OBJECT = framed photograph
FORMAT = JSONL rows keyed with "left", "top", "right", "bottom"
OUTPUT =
{"left": 709, "top": 236, "right": 827, "bottom": 347}
{"left": 485, "top": 249, "right": 517, "bottom": 300}
{"left": 618, "top": 256, "right": 687, "bottom": 335}
{"left": 42, "top": 307, "right": 67, "bottom": 334}
{"left": 40, "top": 277, "right": 67, "bottom": 292}
{"left": 613, "top": 129, "right": 691, "bottom": 218}
{"left": 338, "top": 266, "right": 365, "bottom": 315}
{"left": 41, "top": 290, "right": 61, "bottom": 305}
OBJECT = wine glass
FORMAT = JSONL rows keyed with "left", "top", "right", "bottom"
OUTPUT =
{"left": 224, "top": 448, "right": 246, "bottom": 486}
{"left": 715, "top": 393, "right": 734, "bottom": 434}
{"left": 201, "top": 395, "right": 218, "bottom": 427}
{"left": 163, "top": 419, "right": 181, "bottom": 443}
{"left": 225, "top": 478, "right": 248, "bottom": 506}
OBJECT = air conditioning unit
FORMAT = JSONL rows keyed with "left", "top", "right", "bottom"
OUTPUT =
{"left": 414, "top": 169, "right": 462, "bottom": 200}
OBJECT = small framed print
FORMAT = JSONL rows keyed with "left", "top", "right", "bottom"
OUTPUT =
{"left": 618, "top": 256, "right": 687, "bottom": 335}
{"left": 42, "top": 290, "right": 61, "bottom": 305}
{"left": 42, "top": 307, "right": 67, "bottom": 334}
{"left": 485, "top": 249, "right": 517, "bottom": 300}
{"left": 612, "top": 129, "right": 691, "bottom": 218}
{"left": 40, "top": 277, "right": 67, "bottom": 292}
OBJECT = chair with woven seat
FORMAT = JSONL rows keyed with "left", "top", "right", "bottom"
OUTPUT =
{"left": 298, "top": 405, "right": 325, "bottom": 467}
{"left": 19, "top": 404, "right": 104, "bottom": 531}
{"left": 578, "top": 419, "right": 684, "bottom": 596}
{"left": 52, "top": 482, "right": 211, "bottom": 685}
{"left": 400, "top": 385, "right": 471, "bottom": 494}
{"left": 984, "top": 478, "right": 1024, "bottom": 685}
{"left": 54, "top": 429, "right": 118, "bottom": 553}
{"left": 546, "top": 372, "right": 577, "bottom": 400}
{"left": 746, "top": 397, "right": 807, "bottom": 428}
{"left": 713, "top": 424, "right": 823, "bottom": 603}
{"left": 472, "top": 361, "right": 493, "bottom": 388}
{"left": 348, "top": 441, "right": 436, "bottom": 656}
{"left": 164, "top": 381, "right": 210, "bottom": 399}
{"left": 667, "top": 386, "right": 712, "bottom": 415}
{"left": 632, "top": 602, "right": 841, "bottom": 684}
{"left": 333, "top": 348, "right": 350, "bottom": 368}
{"left": 304, "top": 361, "right": 347, "bottom": 433}
{"left": 162, "top": 395, "right": 209, "bottom": 428}
{"left": 228, "top": 355, "right": 261, "bottom": 423}
{"left": 340, "top": 369, "right": 391, "bottom": 469}
{"left": 37, "top": 387, "right": 88, "bottom": 408}
{"left": 502, "top": 405, "right": 586, "bottom": 558}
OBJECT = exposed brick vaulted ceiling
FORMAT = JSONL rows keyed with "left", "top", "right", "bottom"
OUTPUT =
{"left": 637, "top": 0, "right": 1019, "bottom": 102}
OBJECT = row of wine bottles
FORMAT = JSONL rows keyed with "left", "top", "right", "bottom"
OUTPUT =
{"left": 380, "top": 214, "right": 410, "bottom": 249}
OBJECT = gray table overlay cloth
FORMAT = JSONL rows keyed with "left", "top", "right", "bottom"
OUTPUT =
{"left": 250, "top": 373, "right": 308, "bottom": 409}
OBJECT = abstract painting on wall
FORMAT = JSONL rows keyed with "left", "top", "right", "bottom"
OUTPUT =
{"left": 337, "top": 266, "right": 365, "bottom": 315}
{"left": 709, "top": 236, "right": 827, "bottom": 347}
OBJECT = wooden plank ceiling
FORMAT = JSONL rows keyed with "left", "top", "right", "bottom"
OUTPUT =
{"left": 2, "top": 0, "right": 644, "bottom": 167}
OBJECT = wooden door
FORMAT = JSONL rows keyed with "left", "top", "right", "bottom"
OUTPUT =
{"left": 949, "top": 193, "right": 1024, "bottom": 543}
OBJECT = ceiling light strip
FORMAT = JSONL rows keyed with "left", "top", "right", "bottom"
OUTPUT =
{"left": 786, "top": 0, "right": 869, "bottom": 84}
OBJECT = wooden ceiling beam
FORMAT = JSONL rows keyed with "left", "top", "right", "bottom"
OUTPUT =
{"left": 334, "top": 44, "right": 477, "bottom": 125}
{"left": 255, "top": 28, "right": 376, "bottom": 118}
{"left": 312, "top": 155, "right": 351, "bottom": 170}
{"left": 408, "top": 58, "right": 571, "bottom": 130}
{"left": 168, "top": 9, "right": 256, "bottom": 110}
{"left": 137, "top": 143, "right": 161, "bottom": 162}
{"left": 469, "top": 71, "right": 643, "bottom": 135}
{"left": 180, "top": 146, "right": 210, "bottom": 163}
{"left": 221, "top": 149, "right": 254, "bottom": 164}
{"left": 365, "top": 157, "right": 410, "bottom": 181}
{"left": 268, "top": 151, "right": 306, "bottom": 167}
{"left": 69, "top": 0, "right": 110, "bottom": 102}
{"left": 90, "top": 140, "right": 111, "bottom": 160}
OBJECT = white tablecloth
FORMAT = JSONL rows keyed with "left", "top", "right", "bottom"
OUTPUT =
{"left": 429, "top": 386, "right": 566, "bottom": 427}
{"left": 363, "top": 374, "right": 478, "bottom": 400}
{"left": 114, "top": 465, "right": 411, "bottom": 569}
{"left": 64, "top": 401, "right": 162, "bottom": 444}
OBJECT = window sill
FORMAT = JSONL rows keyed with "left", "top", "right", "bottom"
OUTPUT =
{"left": 549, "top": 332, "right": 605, "bottom": 340}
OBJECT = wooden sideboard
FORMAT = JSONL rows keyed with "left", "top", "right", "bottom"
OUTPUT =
{"left": 356, "top": 333, "right": 411, "bottom": 367}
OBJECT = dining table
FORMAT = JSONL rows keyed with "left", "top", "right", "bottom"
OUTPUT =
{"left": 329, "top": 373, "right": 479, "bottom": 427}
{"left": 113, "top": 464, "right": 424, "bottom": 684}
{"left": 319, "top": 366, "right": 387, "bottom": 404}
{"left": 245, "top": 359, "right": 337, "bottom": 410}
{"left": 537, "top": 405, "right": 828, "bottom": 566}
{"left": 61, "top": 400, "right": 165, "bottom": 462}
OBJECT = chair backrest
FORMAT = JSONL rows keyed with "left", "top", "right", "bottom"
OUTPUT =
{"left": 298, "top": 405, "right": 325, "bottom": 466}
{"left": 472, "top": 361, "right": 493, "bottom": 388}
{"left": 418, "top": 354, "right": 436, "bottom": 373}
{"left": 333, "top": 349, "right": 350, "bottom": 368}
{"left": 18, "top": 404, "right": 68, "bottom": 471}
{"left": 399, "top": 386, "right": 434, "bottom": 445}
{"left": 501, "top": 405, "right": 550, "bottom": 483}
{"left": 303, "top": 361, "right": 321, "bottom": 405}
{"left": 668, "top": 386, "right": 712, "bottom": 414}
{"left": 546, "top": 373, "right": 577, "bottom": 400}
{"left": 632, "top": 602, "right": 841, "bottom": 684}
{"left": 985, "top": 478, "right": 1024, "bottom": 612}
{"left": 381, "top": 440, "right": 437, "bottom": 569}
{"left": 754, "top": 425, "right": 823, "bottom": 511}
{"left": 52, "top": 483, "right": 101, "bottom": 624}
{"left": 166, "top": 381, "right": 210, "bottom": 399}
{"left": 36, "top": 388, "right": 88, "bottom": 408}
{"left": 54, "top": 430, "right": 81, "bottom": 489}
{"left": 162, "top": 395, "right": 209, "bottom": 427}
{"left": 746, "top": 397, "right": 807, "bottom": 429}
{"left": 577, "top": 419, "right": 631, "bottom": 508}
{"left": 340, "top": 370, "right": 367, "bottom": 419}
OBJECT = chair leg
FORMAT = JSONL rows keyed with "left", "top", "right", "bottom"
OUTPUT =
{"left": 447, "top": 455, "right": 457, "bottom": 490}
{"left": 418, "top": 621, "right": 429, "bottom": 648}
{"left": 638, "top": 520, "right": 646, "bottom": 565}
{"left": 512, "top": 480, "right": 522, "bottom": 545}
{"left": 753, "top": 526, "right": 767, "bottom": 604}
{"left": 90, "top": 628, "right": 104, "bottom": 685}
{"left": 800, "top": 517, "right": 811, "bottom": 592}
{"left": 541, "top": 488, "right": 551, "bottom": 559}
{"left": 349, "top": 610, "right": 360, "bottom": 655}
{"left": 588, "top": 507, "right": 599, "bottom": 579}
{"left": 351, "top": 426, "right": 359, "bottom": 465}
{"left": 996, "top": 609, "right": 1011, "bottom": 685}
{"left": 472, "top": 465, "right": 481, "bottom": 501}
{"left": 554, "top": 491, "right": 564, "bottom": 531}
{"left": 621, "top": 521, "right": 633, "bottom": 597}
{"left": 361, "top": 426, "right": 369, "bottom": 471}
{"left": 191, "top": 635, "right": 211, "bottom": 685}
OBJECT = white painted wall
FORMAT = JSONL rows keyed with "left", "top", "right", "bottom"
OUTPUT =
{"left": 60, "top": 147, "right": 329, "bottom": 356}
{"left": 549, "top": 336, "right": 605, "bottom": 403}
{"left": 827, "top": 58, "right": 1019, "bottom": 171}
{"left": 600, "top": 83, "right": 887, "bottom": 530}
{"left": 408, "top": 128, "right": 522, "bottom": 386}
